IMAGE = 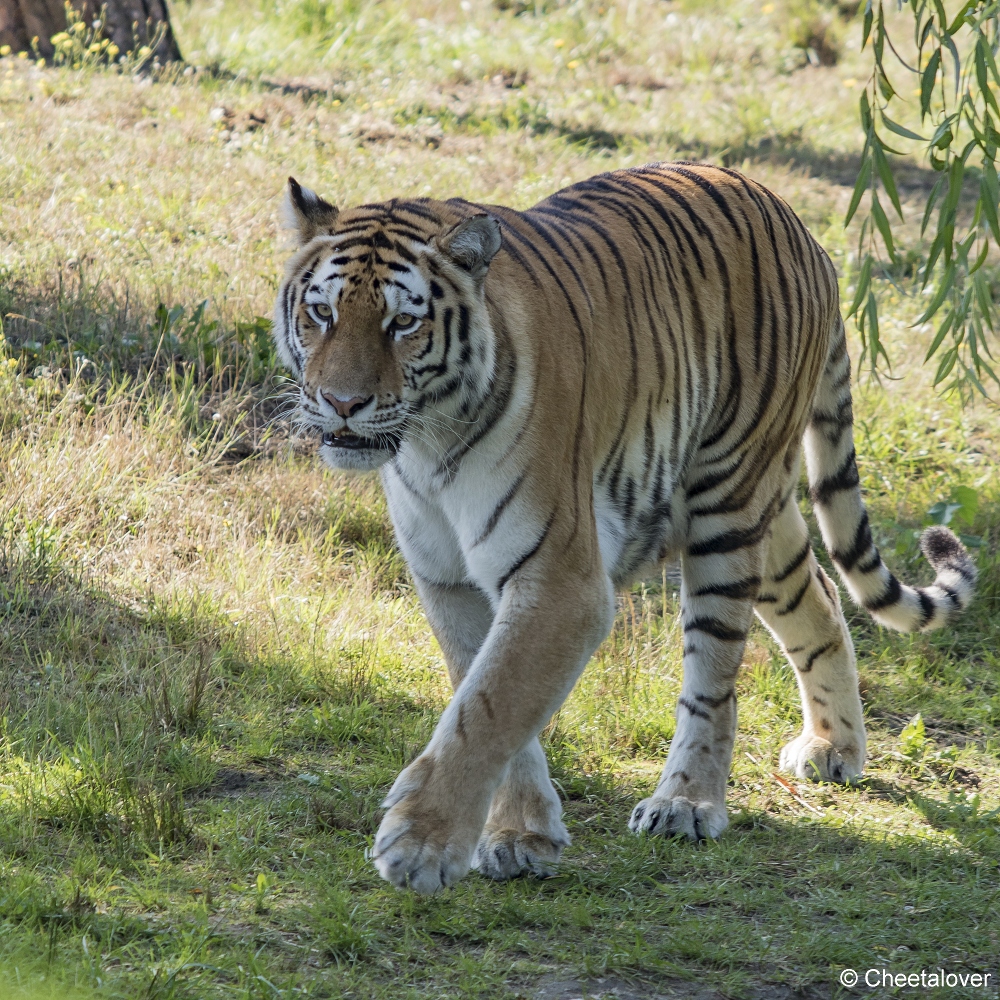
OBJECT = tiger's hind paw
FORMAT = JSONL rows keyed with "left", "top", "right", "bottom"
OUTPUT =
{"left": 474, "top": 828, "right": 566, "bottom": 880}
{"left": 779, "top": 734, "right": 863, "bottom": 783}
{"left": 628, "top": 794, "right": 728, "bottom": 841}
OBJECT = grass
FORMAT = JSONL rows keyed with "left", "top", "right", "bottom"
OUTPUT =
{"left": 0, "top": 0, "right": 998, "bottom": 997}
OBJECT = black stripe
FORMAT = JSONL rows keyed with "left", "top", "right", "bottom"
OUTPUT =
{"left": 938, "top": 558, "right": 976, "bottom": 583}
{"left": 694, "top": 577, "right": 761, "bottom": 600}
{"left": 917, "top": 589, "right": 935, "bottom": 627}
{"left": 688, "top": 500, "right": 775, "bottom": 557}
{"left": 938, "top": 583, "right": 962, "bottom": 609}
{"left": 865, "top": 575, "right": 901, "bottom": 612}
{"left": 678, "top": 697, "right": 711, "bottom": 720}
{"left": 662, "top": 165, "right": 744, "bottom": 239}
{"left": 857, "top": 550, "right": 882, "bottom": 574}
{"left": 809, "top": 448, "right": 860, "bottom": 506}
{"left": 683, "top": 617, "right": 746, "bottom": 642}
{"left": 801, "top": 642, "right": 835, "bottom": 672}
{"left": 831, "top": 515, "right": 874, "bottom": 573}
{"left": 393, "top": 200, "right": 443, "bottom": 223}
{"left": 498, "top": 220, "right": 590, "bottom": 541}
{"left": 439, "top": 321, "right": 518, "bottom": 473}
{"left": 456, "top": 304, "right": 470, "bottom": 343}
{"left": 474, "top": 473, "right": 526, "bottom": 546}
{"left": 686, "top": 456, "right": 746, "bottom": 500}
{"left": 694, "top": 689, "right": 735, "bottom": 708}
{"left": 497, "top": 510, "right": 556, "bottom": 591}
{"left": 776, "top": 576, "right": 811, "bottom": 616}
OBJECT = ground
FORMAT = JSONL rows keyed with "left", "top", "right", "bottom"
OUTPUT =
{"left": 0, "top": 1, "right": 998, "bottom": 998}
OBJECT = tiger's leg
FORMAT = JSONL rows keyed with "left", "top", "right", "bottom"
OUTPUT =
{"left": 628, "top": 540, "right": 763, "bottom": 841}
{"left": 474, "top": 737, "right": 568, "bottom": 880}
{"left": 413, "top": 577, "right": 569, "bottom": 881}
{"left": 754, "top": 499, "right": 865, "bottom": 781}
{"left": 375, "top": 562, "right": 613, "bottom": 893}
{"left": 413, "top": 576, "right": 494, "bottom": 688}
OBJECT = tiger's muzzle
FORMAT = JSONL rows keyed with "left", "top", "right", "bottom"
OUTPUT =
{"left": 321, "top": 427, "right": 402, "bottom": 454}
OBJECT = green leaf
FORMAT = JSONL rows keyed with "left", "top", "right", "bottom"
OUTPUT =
{"left": 845, "top": 156, "right": 872, "bottom": 227}
{"left": 917, "top": 263, "right": 955, "bottom": 323}
{"left": 982, "top": 171, "right": 1000, "bottom": 245}
{"left": 877, "top": 68, "right": 895, "bottom": 101}
{"left": 986, "top": 113, "right": 1000, "bottom": 154}
{"left": 862, "top": 0, "right": 874, "bottom": 49}
{"left": 943, "top": 155, "right": 966, "bottom": 219}
{"left": 934, "top": 345, "right": 958, "bottom": 384}
{"left": 899, "top": 713, "right": 927, "bottom": 761}
{"left": 865, "top": 291, "right": 883, "bottom": 369}
{"left": 942, "top": 32, "right": 961, "bottom": 95}
{"left": 924, "top": 226, "right": 952, "bottom": 285}
{"left": 881, "top": 112, "right": 923, "bottom": 142}
{"left": 924, "top": 310, "right": 954, "bottom": 361}
{"left": 984, "top": 159, "right": 1000, "bottom": 202}
{"left": 978, "top": 306, "right": 998, "bottom": 357}
{"left": 930, "top": 120, "right": 953, "bottom": 150}
{"left": 969, "top": 238, "right": 990, "bottom": 276}
{"left": 953, "top": 485, "right": 979, "bottom": 527}
{"left": 974, "top": 271, "right": 994, "bottom": 332}
{"left": 947, "top": 0, "right": 977, "bottom": 35}
{"left": 976, "top": 37, "right": 1000, "bottom": 115}
{"left": 983, "top": 30, "right": 1000, "bottom": 88}
{"left": 957, "top": 228, "right": 977, "bottom": 264}
{"left": 922, "top": 175, "right": 945, "bottom": 236}
{"left": 970, "top": 319, "right": 999, "bottom": 382}
{"left": 964, "top": 359, "right": 990, "bottom": 396}
{"left": 871, "top": 193, "right": 897, "bottom": 259}
{"left": 847, "top": 255, "right": 874, "bottom": 319}
{"left": 927, "top": 501, "right": 962, "bottom": 526}
{"left": 921, "top": 48, "right": 941, "bottom": 119}
{"left": 874, "top": 144, "right": 904, "bottom": 219}
{"left": 964, "top": 108, "right": 988, "bottom": 148}
{"left": 919, "top": 15, "right": 935, "bottom": 51}
{"left": 859, "top": 88, "right": 873, "bottom": 134}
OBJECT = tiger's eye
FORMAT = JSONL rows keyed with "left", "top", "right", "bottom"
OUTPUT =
{"left": 314, "top": 303, "right": 333, "bottom": 318}
{"left": 394, "top": 313, "right": 417, "bottom": 328}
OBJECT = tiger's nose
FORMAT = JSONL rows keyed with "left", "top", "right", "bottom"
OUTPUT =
{"left": 320, "top": 391, "right": 372, "bottom": 418}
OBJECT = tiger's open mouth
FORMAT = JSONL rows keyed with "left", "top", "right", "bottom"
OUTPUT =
{"left": 321, "top": 430, "right": 401, "bottom": 453}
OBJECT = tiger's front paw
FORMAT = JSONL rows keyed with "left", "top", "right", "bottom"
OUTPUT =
{"left": 779, "top": 734, "right": 863, "bottom": 783}
{"left": 372, "top": 756, "right": 483, "bottom": 894}
{"left": 372, "top": 812, "right": 474, "bottom": 893}
{"left": 474, "top": 828, "right": 566, "bottom": 880}
{"left": 628, "top": 794, "right": 728, "bottom": 841}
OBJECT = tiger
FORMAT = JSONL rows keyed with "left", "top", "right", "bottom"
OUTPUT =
{"left": 272, "top": 163, "right": 976, "bottom": 894}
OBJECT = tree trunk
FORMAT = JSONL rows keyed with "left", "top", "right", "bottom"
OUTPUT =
{"left": 0, "top": 0, "right": 65, "bottom": 58}
{"left": 0, "top": 0, "right": 181, "bottom": 63}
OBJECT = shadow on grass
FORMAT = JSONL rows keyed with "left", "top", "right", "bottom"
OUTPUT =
{"left": 348, "top": 806, "right": 1000, "bottom": 998}
{"left": 905, "top": 788, "right": 1000, "bottom": 852}
{"left": 2, "top": 532, "right": 999, "bottom": 999}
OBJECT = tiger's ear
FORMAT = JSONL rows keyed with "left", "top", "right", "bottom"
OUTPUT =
{"left": 436, "top": 214, "right": 502, "bottom": 278}
{"left": 281, "top": 177, "right": 340, "bottom": 246}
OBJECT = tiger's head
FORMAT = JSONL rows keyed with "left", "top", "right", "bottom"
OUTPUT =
{"left": 272, "top": 178, "right": 503, "bottom": 472}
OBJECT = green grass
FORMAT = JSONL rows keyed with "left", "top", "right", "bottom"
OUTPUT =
{"left": 1, "top": 1, "right": 999, "bottom": 997}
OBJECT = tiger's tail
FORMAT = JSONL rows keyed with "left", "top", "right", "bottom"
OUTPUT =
{"left": 803, "top": 317, "right": 976, "bottom": 632}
